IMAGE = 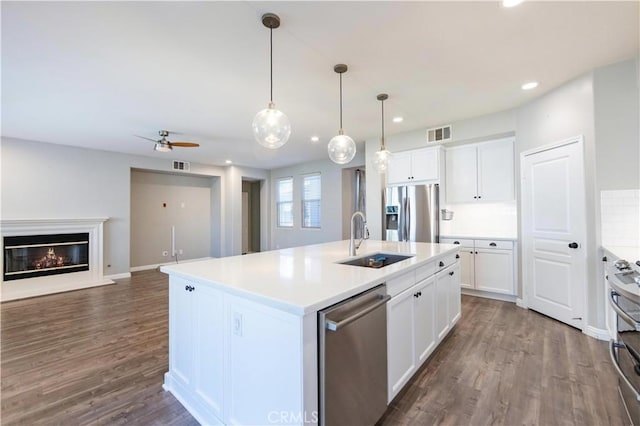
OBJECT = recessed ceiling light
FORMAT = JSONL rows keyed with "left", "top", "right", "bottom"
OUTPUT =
{"left": 521, "top": 81, "right": 539, "bottom": 90}
{"left": 502, "top": 0, "right": 524, "bottom": 8}
{"left": 310, "top": 136, "right": 320, "bottom": 142}
{"left": 392, "top": 117, "right": 404, "bottom": 123}
{"left": 225, "top": 160, "right": 232, "bottom": 164}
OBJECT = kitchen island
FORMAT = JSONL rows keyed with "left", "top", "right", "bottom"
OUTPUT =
{"left": 161, "top": 240, "right": 460, "bottom": 425}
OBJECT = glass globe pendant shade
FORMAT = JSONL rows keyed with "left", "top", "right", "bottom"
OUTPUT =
{"left": 252, "top": 102, "right": 291, "bottom": 149}
{"left": 373, "top": 148, "right": 392, "bottom": 173}
{"left": 327, "top": 131, "right": 356, "bottom": 165}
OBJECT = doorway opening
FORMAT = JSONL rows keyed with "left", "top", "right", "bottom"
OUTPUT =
{"left": 242, "top": 179, "right": 262, "bottom": 255}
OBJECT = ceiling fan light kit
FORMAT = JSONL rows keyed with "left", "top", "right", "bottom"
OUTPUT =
{"left": 373, "top": 93, "right": 392, "bottom": 174}
{"left": 327, "top": 64, "right": 356, "bottom": 165}
{"left": 252, "top": 13, "right": 291, "bottom": 149}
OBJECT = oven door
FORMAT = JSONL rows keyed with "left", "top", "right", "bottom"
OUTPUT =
{"left": 610, "top": 289, "right": 640, "bottom": 424}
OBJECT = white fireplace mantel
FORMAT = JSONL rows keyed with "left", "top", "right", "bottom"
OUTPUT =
{"left": 1, "top": 218, "right": 114, "bottom": 302}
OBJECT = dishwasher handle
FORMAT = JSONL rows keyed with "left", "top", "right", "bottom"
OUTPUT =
{"left": 326, "top": 294, "right": 391, "bottom": 332}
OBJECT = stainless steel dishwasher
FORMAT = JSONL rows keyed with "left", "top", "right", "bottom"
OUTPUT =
{"left": 318, "top": 284, "right": 390, "bottom": 426}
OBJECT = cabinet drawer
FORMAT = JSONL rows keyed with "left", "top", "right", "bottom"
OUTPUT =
{"left": 435, "top": 253, "right": 458, "bottom": 271}
{"left": 415, "top": 261, "right": 436, "bottom": 282}
{"left": 474, "top": 239, "right": 513, "bottom": 250}
{"left": 387, "top": 270, "right": 416, "bottom": 297}
{"left": 440, "top": 237, "right": 474, "bottom": 248}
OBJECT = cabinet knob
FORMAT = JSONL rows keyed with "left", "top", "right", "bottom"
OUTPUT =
{"left": 478, "top": 196, "right": 482, "bottom": 199}
{"left": 568, "top": 242, "right": 579, "bottom": 249}
{"left": 449, "top": 271, "right": 454, "bottom": 276}
{"left": 455, "top": 254, "right": 460, "bottom": 259}
{"left": 453, "top": 241, "right": 460, "bottom": 244}
{"left": 439, "top": 261, "right": 444, "bottom": 267}
{"left": 489, "top": 242, "right": 497, "bottom": 247}
{"left": 602, "top": 256, "right": 608, "bottom": 262}
{"left": 473, "top": 196, "right": 477, "bottom": 199}
{"left": 185, "top": 285, "right": 189, "bottom": 291}
{"left": 414, "top": 293, "right": 420, "bottom": 298}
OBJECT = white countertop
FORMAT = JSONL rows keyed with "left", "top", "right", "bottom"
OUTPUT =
{"left": 603, "top": 245, "right": 640, "bottom": 265}
{"left": 161, "top": 240, "right": 458, "bottom": 316}
{"left": 441, "top": 234, "right": 517, "bottom": 241}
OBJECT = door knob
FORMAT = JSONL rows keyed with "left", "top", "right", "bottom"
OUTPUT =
{"left": 568, "top": 242, "right": 579, "bottom": 249}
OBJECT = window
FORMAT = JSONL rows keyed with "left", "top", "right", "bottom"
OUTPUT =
{"left": 277, "top": 177, "right": 293, "bottom": 227}
{"left": 302, "top": 174, "right": 321, "bottom": 228}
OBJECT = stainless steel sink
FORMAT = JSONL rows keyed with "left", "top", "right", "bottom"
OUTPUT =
{"left": 338, "top": 253, "right": 414, "bottom": 268}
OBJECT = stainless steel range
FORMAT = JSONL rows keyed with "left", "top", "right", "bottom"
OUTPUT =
{"left": 608, "top": 259, "right": 640, "bottom": 425}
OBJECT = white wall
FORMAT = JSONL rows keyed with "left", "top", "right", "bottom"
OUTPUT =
{"left": 270, "top": 154, "right": 365, "bottom": 249}
{"left": 1, "top": 137, "right": 228, "bottom": 276}
{"left": 130, "top": 170, "right": 212, "bottom": 267}
{"left": 594, "top": 58, "right": 640, "bottom": 191}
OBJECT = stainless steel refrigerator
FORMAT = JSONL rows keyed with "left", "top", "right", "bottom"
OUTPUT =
{"left": 383, "top": 184, "right": 439, "bottom": 243}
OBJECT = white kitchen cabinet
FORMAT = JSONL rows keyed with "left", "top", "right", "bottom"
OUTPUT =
{"left": 387, "top": 275, "right": 436, "bottom": 402}
{"left": 434, "top": 263, "right": 461, "bottom": 341}
{"left": 445, "top": 138, "right": 514, "bottom": 203}
{"left": 167, "top": 277, "right": 224, "bottom": 422}
{"left": 441, "top": 238, "right": 516, "bottom": 296}
{"left": 387, "top": 146, "right": 441, "bottom": 186}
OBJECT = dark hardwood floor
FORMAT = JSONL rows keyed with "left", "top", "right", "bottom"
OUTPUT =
{"left": 1, "top": 270, "right": 626, "bottom": 425}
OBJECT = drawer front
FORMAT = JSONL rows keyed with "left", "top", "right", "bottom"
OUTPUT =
{"left": 440, "top": 237, "right": 474, "bottom": 248}
{"left": 435, "top": 252, "right": 458, "bottom": 271}
{"left": 474, "top": 239, "right": 513, "bottom": 250}
{"left": 387, "top": 270, "right": 416, "bottom": 297}
{"left": 415, "top": 261, "right": 436, "bottom": 282}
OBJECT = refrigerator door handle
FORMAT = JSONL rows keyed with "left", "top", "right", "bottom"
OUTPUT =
{"left": 406, "top": 196, "right": 411, "bottom": 241}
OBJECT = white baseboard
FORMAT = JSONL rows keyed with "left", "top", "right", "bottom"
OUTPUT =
{"left": 105, "top": 272, "right": 131, "bottom": 280}
{"left": 461, "top": 288, "right": 517, "bottom": 303}
{"left": 516, "top": 298, "right": 528, "bottom": 309}
{"left": 583, "top": 325, "right": 610, "bottom": 341}
{"left": 130, "top": 257, "right": 213, "bottom": 273}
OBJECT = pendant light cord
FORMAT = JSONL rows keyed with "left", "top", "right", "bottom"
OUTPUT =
{"left": 339, "top": 72, "right": 343, "bottom": 130}
{"left": 270, "top": 26, "right": 273, "bottom": 103}
{"left": 381, "top": 99, "right": 385, "bottom": 149}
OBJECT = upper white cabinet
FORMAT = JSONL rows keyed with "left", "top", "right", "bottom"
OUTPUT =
{"left": 387, "top": 146, "right": 442, "bottom": 186}
{"left": 445, "top": 138, "right": 514, "bottom": 203}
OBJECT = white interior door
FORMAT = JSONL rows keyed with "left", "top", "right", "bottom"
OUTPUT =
{"left": 521, "top": 137, "right": 587, "bottom": 329}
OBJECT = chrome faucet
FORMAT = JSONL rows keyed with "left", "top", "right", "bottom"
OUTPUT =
{"left": 349, "top": 211, "right": 369, "bottom": 256}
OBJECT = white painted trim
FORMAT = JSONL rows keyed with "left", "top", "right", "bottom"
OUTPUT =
{"left": 106, "top": 272, "right": 131, "bottom": 280}
{"left": 461, "top": 288, "right": 517, "bottom": 303}
{"left": 130, "top": 257, "right": 214, "bottom": 273}
{"left": 520, "top": 134, "right": 584, "bottom": 158}
{"left": 516, "top": 298, "right": 528, "bottom": 309}
{"left": 583, "top": 326, "right": 610, "bottom": 341}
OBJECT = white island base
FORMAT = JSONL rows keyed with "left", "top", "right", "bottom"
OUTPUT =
{"left": 161, "top": 240, "right": 460, "bottom": 425}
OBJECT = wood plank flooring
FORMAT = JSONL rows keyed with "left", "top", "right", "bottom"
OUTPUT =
{"left": 1, "top": 270, "right": 627, "bottom": 425}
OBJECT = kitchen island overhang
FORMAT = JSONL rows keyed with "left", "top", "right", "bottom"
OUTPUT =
{"left": 161, "top": 240, "right": 460, "bottom": 425}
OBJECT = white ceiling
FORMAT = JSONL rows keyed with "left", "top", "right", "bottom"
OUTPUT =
{"left": 2, "top": 1, "right": 638, "bottom": 169}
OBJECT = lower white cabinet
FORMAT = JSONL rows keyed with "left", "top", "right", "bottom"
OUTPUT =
{"left": 441, "top": 238, "right": 515, "bottom": 296}
{"left": 387, "top": 257, "right": 460, "bottom": 402}
{"left": 168, "top": 277, "right": 224, "bottom": 422}
{"left": 387, "top": 275, "right": 436, "bottom": 401}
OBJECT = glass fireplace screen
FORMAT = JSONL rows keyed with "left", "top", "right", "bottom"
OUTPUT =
{"left": 3, "top": 233, "right": 90, "bottom": 281}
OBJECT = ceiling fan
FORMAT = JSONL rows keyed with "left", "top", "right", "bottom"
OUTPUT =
{"left": 135, "top": 130, "right": 200, "bottom": 152}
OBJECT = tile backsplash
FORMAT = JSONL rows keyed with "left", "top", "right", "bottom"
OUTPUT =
{"left": 601, "top": 189, "right": 640, "bottom": 247}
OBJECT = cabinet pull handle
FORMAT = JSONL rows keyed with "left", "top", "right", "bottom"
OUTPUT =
{"left": 568, "top": 242, "right": 579, "bottom": 249}
{"left": 449, "top": 271, "right": 454, "bottom": 276}
{"left": 439, "top": 261, "right": 444, "bottom": 267}
{"left": 185, "top": 285, "right": 189, "bottom": 291}
{"left": 455, "top": 254, "right": 460, "bottom": 259}
{"left": 602, "top": 256, "right": 608, "bottom": 262}
{"left": 489, "top": 242, "right": 497, "bottom": 247}
{"left": 414, "top": 293, "right": 419, "bottom": 298}
{"left": 453, "top": 241, "right": 460, "bottom": 244}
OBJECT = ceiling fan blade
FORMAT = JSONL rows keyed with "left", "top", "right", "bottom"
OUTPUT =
{"left": 169, "top": 142, "right": 200, "bottom": 148}
{"left": 134, "top": 135, "right": 159, "bottom": 143}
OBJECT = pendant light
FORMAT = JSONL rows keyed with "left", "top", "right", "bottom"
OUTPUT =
{"left": 373, "top": 93, "right": 392, "bottom": 173}
{"left": 327, "top": 64, "right": 356, "bottom": 164}
{"left": 252, "top": 13, "right": 291, "bottom": 149}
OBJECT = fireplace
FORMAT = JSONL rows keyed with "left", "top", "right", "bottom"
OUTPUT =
{"left": 1, "top": 218, "right": 113, "bottom": 301}
{"left": 4, "top": 233, "right": 90, "bottom": 281}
